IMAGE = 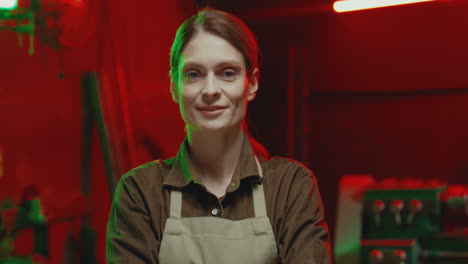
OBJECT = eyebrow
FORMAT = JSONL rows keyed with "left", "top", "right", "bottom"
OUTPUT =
{"left": 182, "top": 60, "right": 243, "bottom": 71}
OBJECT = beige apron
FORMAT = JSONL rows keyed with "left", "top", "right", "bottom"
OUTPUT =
{"left": 159, "top": 157, "right": 278, "bottom": 264}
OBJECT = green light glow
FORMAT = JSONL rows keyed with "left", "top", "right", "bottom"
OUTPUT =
{"left": 0, "top": 0, "right": 17, "bottom": 10}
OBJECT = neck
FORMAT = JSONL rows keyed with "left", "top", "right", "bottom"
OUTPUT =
{"left": 186, "top": 125, "right": 244, "bottom": 184}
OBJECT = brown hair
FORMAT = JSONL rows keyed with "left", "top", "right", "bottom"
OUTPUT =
{"left": 169, "top": 8, "right": 259, "bottom": 83}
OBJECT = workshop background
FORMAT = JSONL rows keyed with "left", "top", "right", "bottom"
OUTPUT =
{"left": 1, "top": 0, "right": 468, "bottom": 263}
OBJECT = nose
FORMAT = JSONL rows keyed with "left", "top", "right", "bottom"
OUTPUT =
{"left": 202, "top": 73, "right": 221, "bottom": 100}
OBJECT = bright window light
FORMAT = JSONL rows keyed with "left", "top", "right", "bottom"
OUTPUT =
{"left": 333, "top": 0, "right": 436, "bottom": 13}
{"left": 0, "top": 0, "right": 17, "bottom": 10}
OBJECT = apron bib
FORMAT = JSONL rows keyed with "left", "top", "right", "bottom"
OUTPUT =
{"left": 159, "top": 157, "right": 278, "bottom": 264}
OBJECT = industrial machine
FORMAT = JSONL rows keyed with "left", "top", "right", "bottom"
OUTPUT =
{"left": 335, "top": 175, "right": 468, "bottom": 264}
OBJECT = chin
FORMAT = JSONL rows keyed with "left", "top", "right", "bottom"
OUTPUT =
{"left": 195, "top": 120, "right": 242, "bottom": 133}
{"left": 198, "top": 123, "right": 230, "bottom": 132}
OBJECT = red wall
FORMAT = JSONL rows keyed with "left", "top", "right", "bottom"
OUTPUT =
{"left": 314, "top": 1, "right": 468, "bottom": 92}
{"left": 311, "top": 0, "right": 468, "bottom": 241}
{"left": 233, "top": 0, "right": 468, "bottom": 241}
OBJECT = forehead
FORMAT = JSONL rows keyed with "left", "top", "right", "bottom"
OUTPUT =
{"left": 181, "top": 31, "right": 245, "bottom": 69}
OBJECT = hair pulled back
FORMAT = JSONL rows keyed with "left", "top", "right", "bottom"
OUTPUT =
{"left": 169, "top": 8, "right": 259, "bottom": 83}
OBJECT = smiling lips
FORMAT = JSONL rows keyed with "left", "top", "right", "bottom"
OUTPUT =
{"left": 197, "top": 105, "right": 227, "bottom": 112}
{"left": 196, "top": 105, "right": 227, "bottom": 116}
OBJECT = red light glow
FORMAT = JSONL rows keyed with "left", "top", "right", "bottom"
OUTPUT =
{"left": 333, "top": 0, "right": 436, "bottom": 12}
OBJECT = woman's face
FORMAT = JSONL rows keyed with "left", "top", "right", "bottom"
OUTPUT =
{"left": 171, "top": 31, "right": 258, "bottom": 133}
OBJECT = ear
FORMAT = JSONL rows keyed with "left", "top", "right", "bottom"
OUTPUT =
{"left": 247, "top": 68, "right": 259, "bottom": 102}
{"left": 170, "top": 82, "right": 179, "bottom": 103}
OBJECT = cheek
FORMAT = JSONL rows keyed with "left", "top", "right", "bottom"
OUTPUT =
{"left": 180, "top": 95, "right": 193, "bottom": 114}
{"left": 179, "top": 87, "right": 197, "bottom": 115}
{"left": 179, "top": 93, "right": 196, "bottom": 124}
{"left": 180, "top": 85, "right": 197, "bottom": 104}
{"left": 229, "top": 82, "right": 248, "bottom": 104}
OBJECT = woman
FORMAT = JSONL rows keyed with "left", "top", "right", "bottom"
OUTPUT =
{"left": 107, "top": 8, "right": 331, "bottom": 264}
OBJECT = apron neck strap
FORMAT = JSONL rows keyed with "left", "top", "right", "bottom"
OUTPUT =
{"left": 252, "top": 156, "right": 267, "bottom": 218}
{"left": 170, "top": 188, "right": 182, "bottom": 218}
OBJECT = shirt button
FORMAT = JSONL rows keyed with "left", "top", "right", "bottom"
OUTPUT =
{"left": 211, "top": 208, "right": 219, "bottom": 216}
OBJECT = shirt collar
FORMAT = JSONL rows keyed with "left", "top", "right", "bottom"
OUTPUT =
{"left": 163, "top": 133, "right": 261, "bottom": 188}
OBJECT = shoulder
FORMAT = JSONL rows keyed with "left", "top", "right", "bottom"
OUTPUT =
{"left": 261, "top": 157, "right": 324, "bottom": 221}
{"left": 114, "top": 158, "right": 176, "bottom": 196}
{"left": 120, "top": 158, "right": 173, "bottom": 180}
{"left": 261, "top": 156, "right": 316, "bottom": 180}
{"left": 260, "top": 156, "right": 320, "bottom": 197}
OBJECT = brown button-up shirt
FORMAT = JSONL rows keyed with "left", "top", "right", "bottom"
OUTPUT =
{"left": 107, "top": 135, "right": 331, "bottom": 264}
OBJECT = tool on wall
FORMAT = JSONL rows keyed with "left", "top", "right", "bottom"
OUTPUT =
{"left": 0, "top": 0, "right": 97, "bottom": 56}
{"left": 0, "top": 184, "right": 48, "bottom": 264}
{"left": 79, "top": 71, "right": 117, "bottom": 264}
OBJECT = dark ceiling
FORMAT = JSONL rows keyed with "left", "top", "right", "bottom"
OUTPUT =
{"left": 195, "top": 0, "right": 334, "bottom": 21}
